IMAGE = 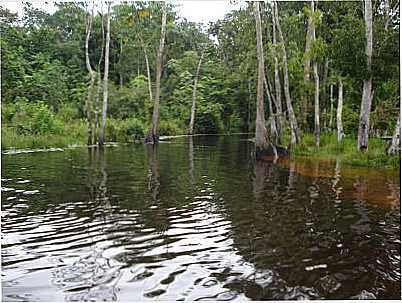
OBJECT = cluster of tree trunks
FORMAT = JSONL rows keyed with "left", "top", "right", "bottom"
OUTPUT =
{"left": 84, "top": 3, "right": 110, "bottom": 147}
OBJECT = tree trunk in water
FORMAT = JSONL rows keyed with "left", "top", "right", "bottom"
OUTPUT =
{"left": 189, "top": 52, "right": 204, "bottom": 135}
{"left": 313, "top": 62, "right": 320, "bottom": 146}
{"left": 84, "top": 9, "right": 95, "bottom": 146}
{"left": 272, "top": 8, "right": 283, "bottom": 135}
{"left": 98, "top": 3, "right": 111, "bottom": 147}
{"left": 329, "top": 84, "right": 334, "bottom": 130}
{"left": 358, "top": 0, "right": 373, "bottom": 151}
{"left": 387, "top": 109, "right": 401, "bottom": 155}
{"left": 254, "top": 2, "right": 272, "bottom": 157}
{"left": 337, "top": 78, "right": 344, "bottom": 142}
{"left": 147, "top": 3, "right": 167, "bottom": 145}
{"left": 273, "top": 1, "right": 300, "bottom": 146}
{"left": 301, "top": 0, "right": 315, "bottom": 130}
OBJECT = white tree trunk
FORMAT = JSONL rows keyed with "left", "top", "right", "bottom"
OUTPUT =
{"left": 189, "top": 52, "right": 204, "bottom": 135}
{"left": 138, "top": 36, "right": 153, "bottom": 101}
{"left": 357, "top": 0, "right": 373, "bottom": 151}
{"left": 148, "top": 3, "right": 167, "bottom": 144}
{"left": 313, "top": 62, "right": 320, "bottom": 146}
{"left": 254, "top": 2, "right": 270, "bottom": 156}
{"left": 84, "top": 9, "right": 96, "bottom": 146}
{"left": 273, "top": 1, "right": 300, "bottom": 146}
{"left": 98, "top": 3, "right": 111, "bottom": 146}
{"left": 301, "top": 0, "right": 315, "bottom": 129}
{"left": 272, "top": 8, "right": 283, "bottom": 135}
{"left": 337, "top": 78, "right": 344, "bottom": 143}
{"left": 387, "top": 106, "right": 401, "bottom": 155}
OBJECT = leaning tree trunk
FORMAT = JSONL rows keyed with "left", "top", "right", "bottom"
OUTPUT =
{"left": 387, "top": 108, "right": 401, "bottom": 155}
{"left": 337, "top": 78, "right": 344, "bottom": 142}
{"left": 357, "top": 0, "right": 373, "bottom": 151}
{"left": 138, "top": 35, "right": 153, "bottom": 101}
{"left": 98, "top": 3, "right": 111, "bottom": 147}
{"left": 84, "top": 9, "right": 96, "bottom": 146}
{"left": 254, "top": 2, "right": 272, "bottom": 157}
{"left": 301, "top": 0, "right": 315, "bottom": 131}
{"left": 147, "top": 3, "right": 167, "bottom": 145}
{"left": 271, "top": 8, "right": 283, "bottom": 136}
{"left": 189, "top": 51, "right": 204, "bottom": 135}
{"left": 273, "top": 1, "right": 300, "bottom": 146}
{"left": 264, "top": 76, "right": 279, "bottom": 144}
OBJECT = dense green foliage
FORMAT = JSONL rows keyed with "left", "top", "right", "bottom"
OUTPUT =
{"left": 1, "top": 1, "right": 400, "bottom": 166}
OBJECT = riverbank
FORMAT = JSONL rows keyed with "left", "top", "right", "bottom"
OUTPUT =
{"left": 2, "top": 127, "right": 399, "bottom": 169}
{"left": 288, "top": 133, "right": 400, "bottom": 169}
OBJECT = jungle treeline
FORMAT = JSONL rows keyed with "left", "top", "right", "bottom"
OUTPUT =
{"left": 0, "top": 1, "right": 400, "bottom": 158}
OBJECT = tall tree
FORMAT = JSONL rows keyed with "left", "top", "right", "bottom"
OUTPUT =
{"left": 357, "top": 0, "right": 373, "bottom": 151}
{"left": 337, "top": 78, "right": 344, "bottom": 142}
{"left": 254, "top": 2, "right": 271, "bottom": 157}
{"left": 98, "top": 2, "right": 110, "bottom": 146}
{"left": 147, "top": 2, "right": 167, "bottom": 144}
{"left": 189, "top": 51, "right": 204, "bottom": 135}
{"left": 84, "top": 5, "right": 96, "bottom": 146}
{"left": 273, "top": 1, "right": 300, "bottom": 146}
{"left": 312, "top": 1, "right": 320, "bottom": 146}
{"left": 301, "top": 0, "right": 315, "bottom": 130}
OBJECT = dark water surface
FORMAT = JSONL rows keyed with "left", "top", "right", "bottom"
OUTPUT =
{"left": 1, "top": 135, "right": 400, "bottom": 301}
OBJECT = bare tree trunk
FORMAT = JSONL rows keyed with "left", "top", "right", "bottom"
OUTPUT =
{"left": 138, "top": 36, "right": 153, "bottom": 101}
{"left": 84, "top": 8, "right": 96, "bottom": 146}
{"left": 387, "top": 108, "right": 400, "bottom": 155}
{"left": 357, "top": 0, "right": 373, "bottom": 151}
{"left": 329, "top": 84, "right": 334, "bottom": 130}
{"left": 94, "top": 12, "right": 105, "bottom": 144}
{"left": 98, "top": 3, "right": 111, "bottom": 147}
{"left": 119, "top": 37, "right": 123, "bottom": 88}
{"left": 264, "top": 77, "right": 279, "bottom": 144}
{"left": 313, "top": 62, "right": 320, "bottom": 146}
{"left": 147, "top": 3, "right": 167, "bottom": 144}
{"left": 384, "top": 0, "right": 390, "bottom": 31}
{"left": 337, "top": 78, "right": 344, "bottom": 142}
{"left": 272, "top": 8, "right": 284, "bottom": 135}
{"left": 254, "top": 2, "right": 272, "bottom": 157}
{"left": 273, "top": 1, "right": 300, "bottom": 146}
{"left": 301, "top": 0, "right": 315, "bottom": 130}
{"left": 189, "top": 51, "right": 204, "bottom": 135}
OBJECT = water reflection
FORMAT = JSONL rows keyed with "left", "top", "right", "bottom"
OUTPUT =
{"left": 1, "top": 136, "right": 400, "bottom": 301}
{"left": 51, "top": 148, "right": 122, "bottom": 301}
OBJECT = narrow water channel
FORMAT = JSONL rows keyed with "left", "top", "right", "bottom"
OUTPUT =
{"left": 1, "top": 135, "right": 400, "bottom": 301}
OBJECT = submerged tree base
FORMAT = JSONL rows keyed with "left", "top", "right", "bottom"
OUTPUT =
{"left": 256, "top": 144, "right": 289, "bottom": 160}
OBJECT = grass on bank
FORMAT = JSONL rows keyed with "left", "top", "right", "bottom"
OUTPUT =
{"left": 282, "top": 132, "right": 400, "bottom": 168}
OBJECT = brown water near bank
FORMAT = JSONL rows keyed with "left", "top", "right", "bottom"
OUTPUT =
{"left": 262, "top": 155, "right": 400, "bottom": 209}
{"left": 1, "top": 135, "right": 400, "bottom": 301}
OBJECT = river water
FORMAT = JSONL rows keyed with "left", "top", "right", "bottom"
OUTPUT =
{"left": 1, "top": 135, "right": 400, "bottom": 301}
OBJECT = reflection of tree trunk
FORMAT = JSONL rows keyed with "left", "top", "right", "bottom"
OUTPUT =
{"left": 332, "top": 158, "right": 342, "bottom": 201}
{"left": 147, "top": 145, "right": 160, "bottom": 204}
{"left": 189, "top": 137, "right": 195, "bottom": 186}
{"left": 253, "top": 160, "right": 267, "bottom": 200}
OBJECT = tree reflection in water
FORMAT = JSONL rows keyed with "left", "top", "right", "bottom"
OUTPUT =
{"left": 51, "top": 148, "right": 122, "bottom": 301}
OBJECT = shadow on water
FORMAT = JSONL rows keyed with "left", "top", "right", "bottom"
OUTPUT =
{"left": 1, "top": 135, "right": 400, "bottom": 300}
